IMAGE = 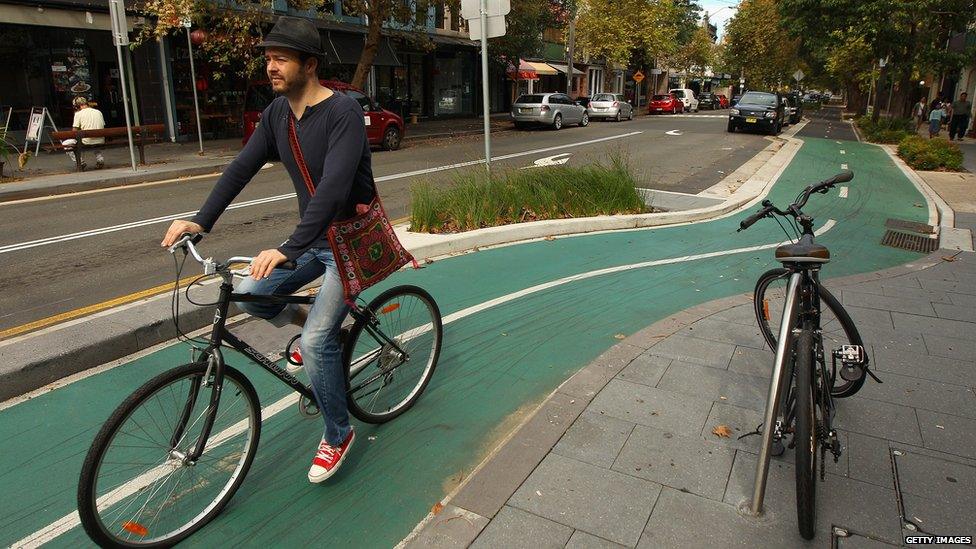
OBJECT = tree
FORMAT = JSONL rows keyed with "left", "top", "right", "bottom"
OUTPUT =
{"left": 676, "top": 23, "right": 714, "bottom": 81}
{"left": 575, "top": 0, "right": 682, "bottom": 75}
{"left": 722, "top": 0, "right": 798, "bottom": 90}
{"left": 489, "top": 0, "right": 565, "bottom": 67}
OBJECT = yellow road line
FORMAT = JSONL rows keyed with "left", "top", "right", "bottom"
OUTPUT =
{"left": 0, "top": 275, "right": 199, "bottom": 341}
{"left": 391, "top": 215, "right": 410, "bottom": 226}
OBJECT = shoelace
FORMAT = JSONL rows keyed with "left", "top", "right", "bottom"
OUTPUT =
{"left": 316, "top": 442, "right": 338, "bottom": 462}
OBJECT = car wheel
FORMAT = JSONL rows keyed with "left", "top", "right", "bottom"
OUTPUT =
{"left": 580, "top": 113, "right": 589, "bottom": 127}
{"left": 614, "top": 111, "right": 621, "bottom": 122}
{"left": 552, "top": 114, "right": 562, "bottom": 130}
{"left": 628, "top": 109, "right": 634, "bottom": 120}
{"left": 514, "top": 121, "right": 526, "bottom": 130}
{"left": 727, "top": 121, "right": 735, "bottom": 133}
{"left": 383, "top": 126, "right": 401, "bottom": 151}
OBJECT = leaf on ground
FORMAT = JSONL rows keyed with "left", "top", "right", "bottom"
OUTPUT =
{"left": 614, "top": 333, "right": 626, "bottom": 340}
{"left": 942, "top": 255, "right": 958, "bottom": 262}
{"left": 431, "top": 502, "right": 444, "bottom": 515}
{"left": 712, "top": 425, "right": 733, "bottom": 438}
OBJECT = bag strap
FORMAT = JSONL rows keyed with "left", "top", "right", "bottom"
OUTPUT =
{"left": 287, "top": 114, "right": 317, "bottom": 197}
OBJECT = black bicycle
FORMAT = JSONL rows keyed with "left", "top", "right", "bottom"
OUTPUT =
{"left": 738, "top": 171, "right": 879, "bottom": 539}
{"left": 77, "top": 234, "right": 442, "bottom": 547}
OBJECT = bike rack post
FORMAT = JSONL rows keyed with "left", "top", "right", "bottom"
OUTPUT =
{"left": 749, "top": 272, "right": 802, "bottom": 515}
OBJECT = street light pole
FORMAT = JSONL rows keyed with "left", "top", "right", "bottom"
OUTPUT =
{"left": 185, "top": 24, "right": 204, "bottom": 154}
{"left": 479, "top": 0, "right": 491, "bottom": 173}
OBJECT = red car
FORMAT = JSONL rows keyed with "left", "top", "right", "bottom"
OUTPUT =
{"left": 242, "top": 79, "right": 405, "bottom": 150}
{"left": 716, "top": 94, "right": 730, "bottom": 109}
{"left": 648, "top": 93, "right": 683, "bottom": 114}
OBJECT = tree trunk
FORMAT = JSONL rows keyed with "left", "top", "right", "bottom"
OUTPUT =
{"left": 351, "top": 3, "right": 384, "bottom": 90}
{"left": 871, "top": 64, "right": 887, "bottom": 123}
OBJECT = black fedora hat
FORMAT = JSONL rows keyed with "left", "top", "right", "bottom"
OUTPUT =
{"left": 258, "top": 16, "right": 324, "bottom": 57}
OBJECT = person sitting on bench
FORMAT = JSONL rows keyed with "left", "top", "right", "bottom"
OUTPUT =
{"left": 62, "top": 96, "right": 106, "bottom": 169}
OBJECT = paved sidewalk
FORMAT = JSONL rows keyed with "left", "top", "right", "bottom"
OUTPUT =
{"left": 0, "top": 114, "right": 512, "bottom": 202}
{"left": 409, "top": 250, "right": 976, "bottom": 548}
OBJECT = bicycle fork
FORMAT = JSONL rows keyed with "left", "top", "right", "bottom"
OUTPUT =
{"left": 749, "top": 271, "right": 803, "bottom": 515}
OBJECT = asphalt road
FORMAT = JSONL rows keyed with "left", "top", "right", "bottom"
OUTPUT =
{"left": 0, "top": 110, "right": 770, "bottom": 333}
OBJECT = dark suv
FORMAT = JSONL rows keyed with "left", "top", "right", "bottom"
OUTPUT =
{"left": 727, "top": 91, "right": 785, "bottom": 135}
{"left": 698, "top": 92, "right": 719, "bottom": 110}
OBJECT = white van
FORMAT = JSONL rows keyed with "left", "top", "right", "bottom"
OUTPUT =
{"left": 669, "top": 88, "right": 699, "bottom": 112}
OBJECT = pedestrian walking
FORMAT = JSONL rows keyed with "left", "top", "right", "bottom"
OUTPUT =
{"left": 949, "top": 92, "right": 971, "bottom": 141}
{"left": 61, "top": 96, "right": 106, "bottom": 169}
{"left": 161, "top": 16, "right": 377, "bottom": 484}
{"left": 929, "top": 102, "right": 946, "bottom": 138}
{"left": 912, "top": 98, "right": 927, "bottom": 132}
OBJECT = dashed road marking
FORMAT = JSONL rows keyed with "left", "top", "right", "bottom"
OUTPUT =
{"left": 841, "top": 163, "right": 848, "bottom": 170}
{"left": 840, "top": 150, "right": 846, "bottom": 154}
{"left": 839, "top": 186, "right": 849, "bottom": 198}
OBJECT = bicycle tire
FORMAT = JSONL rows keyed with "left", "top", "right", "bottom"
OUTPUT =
{"left": 754, "top": 268, "right": 867, "bottom": 397}
{"left": 793, "top": 326, "right": 817, "bottom": 540}
{"left": 78, "top": 362, "right": 261, "bottom": 548}
{"left": 344, "top": 285, "right": 442, "bottom": 424}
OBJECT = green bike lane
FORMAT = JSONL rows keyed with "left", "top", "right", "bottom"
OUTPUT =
{"left": 0, "top": 137, "right": 929, "bottom": 547}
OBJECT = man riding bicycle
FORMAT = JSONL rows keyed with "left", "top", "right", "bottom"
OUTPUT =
{"left": 161, "top": 16, "right": 374, "bottom": 483}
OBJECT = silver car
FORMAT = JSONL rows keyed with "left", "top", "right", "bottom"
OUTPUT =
{"left": 587, "top": 93, "right": 634, "bottom": 121}
{"left": 511, "top": 93, "right": 589, "bottom": 130}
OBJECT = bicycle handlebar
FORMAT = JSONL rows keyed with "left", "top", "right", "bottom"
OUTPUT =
{"left": 168, "top": 233, "right": 297, "bottom": 275}
{"left": 738, "top": 171, "right": 853, "bottom": 232}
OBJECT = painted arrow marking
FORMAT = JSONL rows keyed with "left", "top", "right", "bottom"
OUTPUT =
{"left": 522, "top": 153, "right": 572, "bottom": 169}
{"left": 665, "top": 129, "right": 683, "bottom": 136}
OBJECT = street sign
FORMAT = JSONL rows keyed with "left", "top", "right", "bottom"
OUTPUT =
{"left": 108, "top": 0, "right": 129, "bottom": 46}
{"left": 461, "top": 0, "right": 510, "bottom": 19}
{"left": 467, "top": 14, "right": 506, "bottom": 40}
{"left": 793, "top": 69, "right": 805, "bottom": 82}
{"left": 633, "top": 70, "right": 645, "bottom": 83}
{"left": 649, "top": 68, "right": 662, "bottom": 75}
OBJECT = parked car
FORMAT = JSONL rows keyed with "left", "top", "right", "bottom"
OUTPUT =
{"left": 716, "top": 94, "right": 730, "bottom": 109}
{"left": 242, "top": 79, "right": 405, "bottom": 150}
{"left": 648, "top": 93, "right": 683, "bottom": 114}
{"left": 669, "top": 88, "right": 699, "bottom": 112}
{"left": 587, "top": 93, "right": 634, "bottom": 121}
{"left": 731, "top": 94, "right": 742, "bottom": 107}
{"left": 784, "top": 93, "right": 803, "bottom": 124}
{"left": 727, "top": 91, "right": 786, "bottom": 135}
{"left": 575, "top": 96, "right": 591, "bottom": 109}
{"left": 697, "top": 92, "right": 719, "bottom": 110}
{"left": 511, "top": 92, "right": 588, "bottom": 130}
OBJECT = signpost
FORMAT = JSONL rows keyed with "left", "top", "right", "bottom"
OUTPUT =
{"left": 108, "top": 0, "right": 137, "bottom": 171}
{"left": 182, "top": 17, "right": 204, "bottom": 154}
{"left": 793, "top": 69, "right": 804, "bottom": 84}
{"left": 633, "top": 70, "right": 644, "bottom": 108}
{"left": 461, "top": 0, "right": 509, "bottom": 172}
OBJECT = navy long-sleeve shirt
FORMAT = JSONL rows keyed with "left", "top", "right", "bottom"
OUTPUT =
{"left": 191, "top": 92, "right": 376, "bottom": 260}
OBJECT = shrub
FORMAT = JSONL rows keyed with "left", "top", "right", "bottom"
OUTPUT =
{"left": 410, "top": 157, "right": 649, "bottom": 233}
{"left": 897, "top": 136, "right": 963, "bottom": 171}
{"left": 857, "top": 116, "right": 915, "bottom": 143}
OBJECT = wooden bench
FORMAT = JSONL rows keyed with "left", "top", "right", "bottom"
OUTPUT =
{"left": 50, "top": 124, "right": 165, "bottom": 171}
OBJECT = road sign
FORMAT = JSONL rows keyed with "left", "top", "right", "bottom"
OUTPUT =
{"left": 108, "top": 0, "right": 129, "bottom": 46}
{"left": 467, "top": 14, "right": 506, "bottom": 40}
{"left": 793, "top": 69, "right": 805, "bottom": 82}
{"left": 649, "top": 68, "right": 662, "bottom": 75}
{"left": 461, "top": 0, "right": 510, "bottom": 19}
{"left": 633, "top": 71, "right": 645, "bottom": 83}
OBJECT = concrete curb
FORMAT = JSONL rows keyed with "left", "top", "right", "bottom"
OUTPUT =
{"left": 0, "top": 162, "right": 233, "bottom": 203}
{"left": 398, "top": 249, "right": 955, "bottom": 548}
{"left": 0, "top": 126, "right": 802, "bottom": 402}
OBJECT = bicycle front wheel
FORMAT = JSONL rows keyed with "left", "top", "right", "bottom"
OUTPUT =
{"left": 344, "top": 285, "right": 442, "bottom": 424}
{"left": 78, "top": 362, "right": 261, "bottom": 548}
{"left": 754, "top": 268, "right": 867, "bottom": 397}
{"left": 793, "top": 327, "right": 818, "bottom": 540}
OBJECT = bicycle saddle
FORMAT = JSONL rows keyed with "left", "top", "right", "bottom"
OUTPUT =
{"left": 775, "top": 234, "right": 830, "bottom": 264}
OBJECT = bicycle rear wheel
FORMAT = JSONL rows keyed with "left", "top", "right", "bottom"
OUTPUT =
{"left": 344, "top": 285, "right": 442, "bottom": 423}
{"left": 754, "top": 268, "right": 867, "bottom": 397}
{"left": 793, "top": 327, "right": 818, "bottom": 540}
{"left": 78, "top": 362, "right": 261, "bottom": 548}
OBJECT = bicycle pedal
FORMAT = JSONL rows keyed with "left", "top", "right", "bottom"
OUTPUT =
{"left": 834, "top": 345, "right": 866, "bottom": 365}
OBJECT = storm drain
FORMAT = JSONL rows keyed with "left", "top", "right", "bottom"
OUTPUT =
{"left": 881, "top": 230, "right": 938, "bottom": 253}
{"left": 885, "top": 218, "right": 936, "bottom": 235}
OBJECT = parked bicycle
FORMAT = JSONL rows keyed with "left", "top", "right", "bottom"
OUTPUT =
{"left": 77, "top": 233, "right": 442, "bottom": 547}
{"left": 738, "top": 171, "right": 879, "bottom": 539}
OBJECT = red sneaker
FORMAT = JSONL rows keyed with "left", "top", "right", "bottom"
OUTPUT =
{"left": 307, "top": 430, "right": 355, "bottom": 483}
{"left": 286, "top": 345, "right": 303, "bottom": 374}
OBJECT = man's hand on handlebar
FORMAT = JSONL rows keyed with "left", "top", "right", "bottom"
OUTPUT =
{"left": 251, "top": 249, "right": 288, "bottom": 280}
{"left": 161, "top": 220, "right": 204, "bottom": 248}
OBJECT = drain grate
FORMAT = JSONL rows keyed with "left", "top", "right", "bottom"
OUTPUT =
{"left": 881, "top": 230, "right": 938, "bottom": 253}
{"left": 885, "top": 218, "right": 936, "bottom": 234}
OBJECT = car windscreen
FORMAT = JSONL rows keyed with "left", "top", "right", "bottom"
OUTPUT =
{"left": 245, "top": 85, "right": 275, "bottom": 111}
{"left": 739, "top": 92, "right": 778, "bottom": 106}
{"left": 670, "top": 90, "right": 685, "bottom": 97}
{"left": 652, "top": 95, "right": 672, "bottom": 100}
{"left": 515, "top": 95, "right": 545, "bottom": 104}
{"left": 592, "top": 93, "right": 615, "bottom": 101}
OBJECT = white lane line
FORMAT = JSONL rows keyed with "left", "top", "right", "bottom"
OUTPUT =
{"left": 839, "top": 150, "right": 846, "bottom": 154}
{"left": 0, "top": 132, "right": 641, "bottom": 256}
{"left": 13, "top": 219, "right": 836, "bottom": 547}
{"left": 841, "top": 163, "right": 848, "bottom": 170}
{"left": 665, "top": 130, "right": 683, "bottom": 136}
{"left": 839, "top": 187, "right": 849, "bottom": 198}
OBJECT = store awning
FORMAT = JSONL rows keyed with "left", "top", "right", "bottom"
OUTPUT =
{"left": 506, "top": 59, "right": 538, "bottom": 80}
{"left": 546, "top": 62, "right": 585, "bottom": 76}
{"left": 328, "top": 32, "right": 401, "bottom": 66}
{"left": 526, "top": 61, "right": 559, "bottom": 76}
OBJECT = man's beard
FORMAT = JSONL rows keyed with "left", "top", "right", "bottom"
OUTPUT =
{"left": 273, "top": 72, "right": 308, "bottom": 94}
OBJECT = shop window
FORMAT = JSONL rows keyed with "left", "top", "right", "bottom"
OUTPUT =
{"left": 435, "top": 3, "right": 445, "bottom": 28}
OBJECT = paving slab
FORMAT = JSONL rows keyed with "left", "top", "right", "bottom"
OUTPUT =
{"left": 915, "top": 409, "right": 976, "bottom": 459}
{"left": 890, "top": 312, "right": 976, "bottom": 340}
{"left": 509, "top": 453, "right": 662, "bottom": 547}
{"left": 855, "top": 371, "right": 976, "bottom": 419}
{"left": 921, "top": 333, "right": 976, "bottom": 361}
{"left": 588, "top": 379, "right": 712, "bottom": 436}
{"left": 727, "top": 345, "right": 774, "bottom": 378}
{"left": 615, "top": 353, "right": 671, "bottom": 388}
{"left": 640, "top": 334, "right": 737, "bottom": 368}
{"left": 679, "top": 318, "right": 767, "bottom": 349}
{"left": 656, "top": 360, "right": 768, "bottom": 412}
{"left": 870, "top": 348, "right": 975, "bottom": 386}
{"left": 842, "top": 290, "right": 938, "bottom": 316}
{"left": 470, "top": 505, "right": 571, "bottom": 549}
{"left": 834, "top": 397, "right": 923, "bottom": 446}
{"left": 565, "top": 530, "right": 627, "bottom": 549}
{"left": 552, "top": 411, "right": 635, "bottom": 469}
{"left": 406, "top": 505, "right": 489, "bottom": 549}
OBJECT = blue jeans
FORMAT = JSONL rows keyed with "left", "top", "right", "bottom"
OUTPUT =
{"left": 235, "top": 248, "right": 351, "bottom": 446}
